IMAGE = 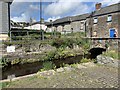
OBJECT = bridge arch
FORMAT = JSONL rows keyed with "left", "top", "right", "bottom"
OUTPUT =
{"left": 88, "top": 47, "right": 106, "bottom": 59}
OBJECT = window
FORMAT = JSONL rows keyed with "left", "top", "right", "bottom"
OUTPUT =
{"left": 93, "top": 31, "right": 97, "bottom": 37}
{"left": 94, "top": 18, "right": 98, "bottom": 24}
{"left": 80, "top": 22, "right": 84, "bottom": 30}
{"left": 107, "top": 15, "right": 112, "bottom": 22}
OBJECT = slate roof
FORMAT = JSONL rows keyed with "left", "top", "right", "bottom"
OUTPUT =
{"left": 46, "top": 14, "right": 90, "bottom": 26}
{"left": 53, "top": 16, "right": 71, "bottom": 24}
{"left": 51, "top": 13, "right": 90, "bottom": 25}
{"left": 71, "top": 13, "right": 90, "bottom": 21}
{"left": 30, "top": 21, "right": 49, "bottom": 25}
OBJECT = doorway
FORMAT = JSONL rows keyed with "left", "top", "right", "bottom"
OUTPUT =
{"left": 109, "top": 28, "right": 116, "bottom": 38}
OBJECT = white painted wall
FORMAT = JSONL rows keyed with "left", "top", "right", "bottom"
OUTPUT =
{"left": 24, "top": 24, "right": 47, "bottom": 31}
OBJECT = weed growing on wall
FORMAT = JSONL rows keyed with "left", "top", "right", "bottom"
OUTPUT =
{"left": 41, "top": 61, "right": 56, "bottom": 71}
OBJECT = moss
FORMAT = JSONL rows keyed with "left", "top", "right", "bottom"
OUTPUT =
{"left": 70, "top": 63, "right": 78, "bottom": 68}
{"left": 80, "top": 58, "right": 90, "bottom": 63}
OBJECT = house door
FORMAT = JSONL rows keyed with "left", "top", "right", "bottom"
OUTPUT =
{"left": 110, "top": 29, "right": 115, "bottom": 38}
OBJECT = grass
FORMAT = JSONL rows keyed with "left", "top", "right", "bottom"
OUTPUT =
{"left": 80, "top": 58, "right": 91, "bottom": 63}
{"left": 0, "top": 82, "right": 10, "bottom": 89}
{"left": 70, "top": 63, "right": 79, "bottom": 68}
{"left": 103, "top": 50, "right": 118, "bottom": 59}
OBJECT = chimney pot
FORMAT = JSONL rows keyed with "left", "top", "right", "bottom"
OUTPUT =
{"left": 96, "top": 3, "right": 102, "bottom": 10}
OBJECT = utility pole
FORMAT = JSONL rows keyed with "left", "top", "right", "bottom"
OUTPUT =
{"left": 69, "top": 18, "right": 73, "bottom": 34}
{"left": 40, "top": 0, "right": 42, "bottom": 21}
{"left": 40, "top": 0, "right": 44, "bottom": 40}
{"left": 10, "top": 31, "right": 12, "bottom": 42}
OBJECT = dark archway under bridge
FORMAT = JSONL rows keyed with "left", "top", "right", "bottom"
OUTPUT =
{"left": 85, "top": 37, "right": 119, "bottom": 59}
{"left": 88, "top": 47, "right": 106, "bottom": 59}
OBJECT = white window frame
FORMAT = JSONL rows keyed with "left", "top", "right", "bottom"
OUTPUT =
{"left": 80, "top": 22, "right": 84, "bottom": 30}
{"left": 107, "top": 15, "right": 112, "bottom": 22}
{"left": 94, "top": 17, "right": 98, "bottom": 24}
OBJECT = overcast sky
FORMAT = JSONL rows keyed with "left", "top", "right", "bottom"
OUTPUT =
{"left": 10, "top": 0, "right": 120, "bottom": 22}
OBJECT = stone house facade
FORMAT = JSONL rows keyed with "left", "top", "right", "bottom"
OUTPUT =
{"left": 46, "top": 3, "right": 120, "bottom": 38}
{"left": 86, "top": 3, "right": 120, "bottom": 38}
{"left": 46, "top": 14, "right": 90, "bottom": 34}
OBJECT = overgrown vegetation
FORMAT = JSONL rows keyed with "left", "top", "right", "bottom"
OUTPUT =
{"left": 0, "top": 82, "right": 10, "bottom": 89}
{"left": 0, "top": 57, "right": 11, "bottom": 67}
{"left": 40, "top": 61, "right": 56, "bottom": 71}
{"left": 50, "top": 32, "right": 90, "bottom": 49}
{"left": 103, "top": 50, "right": 118, "bottom": 59}
{"left": 1, "top": 32, "right": 91, "bottom": 67}
{"left": 80, "top": 58, "right": 91, "bottom": 63}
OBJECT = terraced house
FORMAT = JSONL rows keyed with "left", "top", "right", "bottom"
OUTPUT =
{"left": 0, "top": 0, "right": 13, "bottom": 40}
{"left": 46, "top": 3, "right": 120, "bottom": 38}
{"left": 46, "top": 13, "right": 90, "bottom": 34}
{"left": 87, "top": 3, "right": 120, "bottom": 38}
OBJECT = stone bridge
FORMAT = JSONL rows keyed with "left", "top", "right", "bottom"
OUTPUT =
{"left": 89, "top": 37, "right": 119, "bottom": 50}
{"left": 85, "top": 37, "right": 119, "bottom": 59}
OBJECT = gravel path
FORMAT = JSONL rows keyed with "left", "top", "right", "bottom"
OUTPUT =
{"left": 5, "top": 62, "right": 119, "bottom": 88}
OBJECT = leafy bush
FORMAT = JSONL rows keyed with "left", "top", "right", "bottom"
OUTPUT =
{"left": 50, "top": 38, "right": 78, "bottom": 48}
{"left": 0, "top": 57, "right": 10, "bottom": 67}
{"left": 43, "top": 50, "right": 56, "bottom": 61}
{"left": 41, "top": 61, "right": 56, "bottom": 71}
{"left": 50, "top": 32, "right": 89, "bottom": 49}
{"left": 50, "top": 38, "right": 65, "bottom": 48}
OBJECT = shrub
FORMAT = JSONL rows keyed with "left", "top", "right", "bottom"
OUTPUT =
{"left": 50, "top": 38, "right": 65, "bottom": 48}
{"left": 41, "top": 61, "right": 56, "bottom": 71}
{"left": 50, "top": 38, "right": 77, "bottom": 48}
{"left": 0, "top": 57, "right": 10, "bottom": 67}
{"left": 0, "top": 82, "right": 10, "bottom": 88}
{"left": 43, "top": 50, "right": 56, "bottom": 61}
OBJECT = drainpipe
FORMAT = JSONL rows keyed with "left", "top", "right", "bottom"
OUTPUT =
{"left": 84, "top": 20, "right": 87, "bottom": 43}
{"left": 90, "top": 12, "right": 93, "bottom": 38}
{"left": 84, "top": 20, "right": 87, "bottom": 38}
{"left": 69, "top": 18, "right": 73, "bottom": 33}
{"left": 89, "top": 11, "right": 95, "bottom": 48}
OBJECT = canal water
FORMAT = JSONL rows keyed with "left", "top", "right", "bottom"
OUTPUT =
{"left": 2, "top": 55, "right": 83, "bottom": 80}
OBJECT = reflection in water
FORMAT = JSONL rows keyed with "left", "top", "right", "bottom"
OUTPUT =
{"left": 2, "top": 55, "right": 83, "bottom": 80}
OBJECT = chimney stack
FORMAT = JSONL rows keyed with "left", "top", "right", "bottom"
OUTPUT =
{"left": 95, "top": 3, "right": 102, "bottom": 10}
